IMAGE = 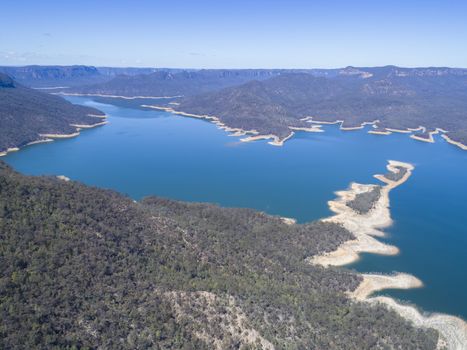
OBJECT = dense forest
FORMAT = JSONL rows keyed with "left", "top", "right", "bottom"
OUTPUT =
{"left": 384, "top": 166, "right": 408, "bottom": 182}
{"left": 347, "top": 185, "right": 382, "bottom": 215}
{"left": 174, "top": 66, "right": 467, "bottom": 145}
{"left": 0, "top": 73, "right": 104, "bottom": 153}
{"left": 0, "top": 162, "right": 439, "bottom": 349}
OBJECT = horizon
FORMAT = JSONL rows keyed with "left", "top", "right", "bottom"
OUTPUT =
{"left": 2, "top": 64, "right": 467, "bottom": 70}
{"left": 2, "top": 0, "right": 467, "bottom": 68}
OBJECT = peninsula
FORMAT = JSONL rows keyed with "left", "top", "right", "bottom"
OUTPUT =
{"left": 150, "top": 67, "right": 467, "bottom": 150}
{"left": 0, "top": 73, "right": 105, "bottom": 156}
{"left": 311, "top": 160, "right": 467, "bottom": 349}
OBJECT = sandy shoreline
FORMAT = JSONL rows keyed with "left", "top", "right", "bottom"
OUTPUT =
{"left": 0, "top": 116, "right": 108, "bottom": 157}
{"left": 368, "top": 130, "right": 392, "bottom": 135}
{"left": 39, "top": 132, "right": 81, "bottom": 139}
{"left": 288, "top": 126, "right": 323, "bottom": 133}
{"left": 301, "top": 117, "right": 467, "bottom": 151}
{"left": 442, "top": 134, "right": 467, "bottom": 150}
{"left": 352, "top": 275, "right": 467, "bottom": 348}
{"left": 71, "top": 121, "right": 109, "bottom": 129}
{"left": 310, "top": 160, "right": 413, "bottom": 266}
{"left": 240, "top": 132, "right": 296, "bottom": 146}
{"left": 369, "top": 297, "right": 467, "bottom": 349}
{"left": 144, "top": 106, "right": 330, "bottom": 147}
{"left": 385, "top": 127, "right": 413, "bottom": 134}
{"left": 142, "top": 105, "right": 299, "bottom": 145}
{"left": 0, "top": 147, "right": 20, "bottom": 157}
{"left": 351, "top": 273, "right": 423, "bottom": 300}
{"left": 26, "top": 139, "right": 54, "bottom": 146}
{"left": 141, "top": 106, "right": 467, "bottom": 151}
{"left": 310, "top": 160, "right": 467, "bottom": 349}
{"left": 55, "top": 92, "right": 182, "bottom": 99}
{"left": 281, "top": 216, "right": 297, "bottom": 225}
{"left": 409, "top": 128, "right": 443, "bottom": 143}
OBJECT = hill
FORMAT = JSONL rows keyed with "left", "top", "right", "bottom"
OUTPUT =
{"left": 68, "top": 69, "right": 291, "bottom": 97}
{"left": 0, "top": 73, "right": 105, "bottom": 154}
{"left": 0, "top": 162, "right": 439, "bottom": 349}
{"left": 173, "top": 66, "right": 467, "bottom": 147}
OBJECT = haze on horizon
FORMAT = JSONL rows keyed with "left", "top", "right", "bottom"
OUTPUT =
{"left": 2, "top": 0, "right": 467, "bottom": 69}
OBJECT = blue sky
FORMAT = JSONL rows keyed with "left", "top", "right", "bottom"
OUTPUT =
{"left": 1, "top": 0, "right": 466, "bottom": 68}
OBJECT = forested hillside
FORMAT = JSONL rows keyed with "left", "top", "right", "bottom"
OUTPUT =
{"left": 0, "top": 162, "right": 438, "bottom": 349}
{"left": 0, "top": 73, "right": 104, "bottom": 153}
{"left": 175, "top": 66, "right": 467, "bottom": 145}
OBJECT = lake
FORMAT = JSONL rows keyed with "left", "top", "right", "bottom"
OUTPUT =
{"left": 4, "top": 95, "right": 467, "bottom": 319}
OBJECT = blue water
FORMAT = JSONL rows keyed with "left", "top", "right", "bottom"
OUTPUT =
{"left": 4, "top": 96, "right": 467, "bottom": 319}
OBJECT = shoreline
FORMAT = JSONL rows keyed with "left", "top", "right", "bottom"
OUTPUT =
{"left": 310, "top": 160, "right": 467, "bottom": 349}
{"left": 142, "top": 105, "right": 467, "bottom": 151}
{"left": 54, "top": 92, "right": 182, "bottom": 100}
{"left": 385, "top": 127, "right": 413, "bottom": 134}
{"left": 368, "top": 130, "right": 392, "bottom": 135}
{"left": 71, "top": 120, "right": 109, "bottom": 129}
{"left": 442, "top": 134, "right": 467, "bottom": 150}
{"left": 350, "top": 273, "right": 423, "bottom": 301}
{"left": 0, "top": 147, "right": 20, "bottom": 157}
{"left": 409, "top": 128, "right": 446, "bottom": 144}
{"left": 143, "top": 105, "right": 326, "bottom": 147}
{"left": 310, "top": 160, "right": 413, "bottom": 267}
{"left": 39, "top": 132, "right": 81, "bottom": 139}
{"left": 302, "top": 117, "right": 467, "bottom": 151}
{"left": 288, "top": 125, "right": 323, "bottom": 133}
{"left": 352, "top": 274, "right": 467, "bottom": 349}
{"left": 240, "top": 132, "right": 295, "bottom": 146}
{"left": 142, "top": 105, "right": 302, "bottom": 146}
{"left": 0, "top": 116, "right": 108, "bottom": 158}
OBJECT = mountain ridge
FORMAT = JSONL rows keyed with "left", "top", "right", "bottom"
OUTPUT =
{"left": 0, "top": 73, "right": 105, "bottom": 154}
{"left": 169, "top": 67, "right": 467, "bottom": 147}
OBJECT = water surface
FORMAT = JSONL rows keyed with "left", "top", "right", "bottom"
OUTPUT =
{"left": 5, "top": 96, "right": 467, "bottom": 319}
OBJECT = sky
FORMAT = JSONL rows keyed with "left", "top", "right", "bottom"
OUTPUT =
{"left": 1, "top": 0, "right": 467, "bottom": 68}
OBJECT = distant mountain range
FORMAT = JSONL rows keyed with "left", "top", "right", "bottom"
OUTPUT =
{"left": 0, "top": 73, "right": 104, "bottom": 154}
{"left": 171, "top": 66, "right": 467, "bottom": 147}
{"left": 2, "top": 65, "right": 467, "bottom": 148}
{"left": 0, "top": 65, "right": 109, "bottom": 88}
{"left": 67, "top": 69, "right": 290, "bottom": 97}
{"left": 66, "top": 68, "right": 373, "bottom": 97}
{"left": 0, "top": 65, "right": 185, "bottom": 88}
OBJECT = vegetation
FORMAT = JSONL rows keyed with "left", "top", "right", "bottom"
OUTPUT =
{"left": 175, "top": 66, "right": 467, "bottom": 145}
{"left": 0, "top": 162, "right": 439, "bottom": 349}
{"left": 0, "top": 73, "right": 104, "bottom": 153}
{"left": 347, "top": 185, "right": 382, "bottom": 214}
{"left": 384, "top": 166, "right": 408, "bottom": 182}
